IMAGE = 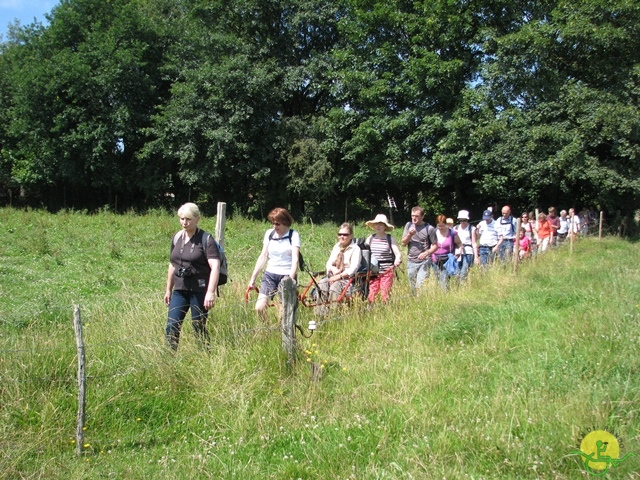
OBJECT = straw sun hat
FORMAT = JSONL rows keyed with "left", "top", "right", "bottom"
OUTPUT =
{"left": 365, "top": 214, "right": 394, "bottom": 232}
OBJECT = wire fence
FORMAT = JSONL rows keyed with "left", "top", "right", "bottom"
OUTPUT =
{"left": 0, "top": 213, "right": 619, "bottom": 388}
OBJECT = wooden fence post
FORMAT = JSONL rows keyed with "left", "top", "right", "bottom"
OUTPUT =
{"left": 570, "top": 214, "right": 575, "bottom": 254}
{"left": 215, "top": 202, "right": 226, "bottom": 248}
{"left": 513, "top": 218, "right": 522, "bottom": 273}
{"left": 280, "top": 277, "right": 298, "bottom": 365}
{"left": 73, "top": 305, "right": 86, "bottom": 457}
{"left": 599, "top": 211, "right": 604, "bottom": 240}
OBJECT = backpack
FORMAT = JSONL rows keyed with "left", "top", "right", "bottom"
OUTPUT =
{"left": 353, "top": 237, "right": 377, "bottom": 274}
{"left": 268, "top": 228, "right": 306, "bottom": 272}
{"left": 499, "top": 216, "right": 516, "bottom": 236}
{"left": 172, "top": 230, "right": 228, "bottom": 287}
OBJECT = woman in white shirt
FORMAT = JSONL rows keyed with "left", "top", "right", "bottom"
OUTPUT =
{"left": 317, "top": 223, "right": 362, "bottom": 305}
{"left": 248, "top": 208, "right": 300, "bottom": 319}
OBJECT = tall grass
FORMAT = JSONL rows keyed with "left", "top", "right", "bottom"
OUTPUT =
{"left": 1, "top": 207, "right": 639, "bottom": 479}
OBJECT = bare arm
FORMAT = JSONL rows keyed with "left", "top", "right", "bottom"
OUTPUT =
{"left": 204, "top": 258, "right": 220, "bottom": 310}
{"left": 391, "top": 238, "right": 402, "bottom": 266}
{"left": 290, "top": 246, "right": 300, "bottom": 279}
{"left": 164, "top": 263, "right": 176, "bottom": 306}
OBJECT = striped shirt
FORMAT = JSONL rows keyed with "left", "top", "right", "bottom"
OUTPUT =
{"left": 368, "top": 235, "right": 395, "bottom": 273}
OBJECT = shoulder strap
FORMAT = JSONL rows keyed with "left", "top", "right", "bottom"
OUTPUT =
{"left": 449, "top": 228, "right": 455, "bottom": 253}
{"left": 269, "top": 229, "right": 293, "bottom": 243}
{"left": 173, "top": 229, "right": 207, "bottom": 247}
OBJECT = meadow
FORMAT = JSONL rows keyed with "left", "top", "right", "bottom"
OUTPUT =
{"left": 1, "top": 207, "right": 639, "bottom": 479}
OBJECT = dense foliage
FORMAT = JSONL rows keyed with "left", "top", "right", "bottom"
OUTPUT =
{"left": 1, "top": 0, "right": 639, "bottom": 220}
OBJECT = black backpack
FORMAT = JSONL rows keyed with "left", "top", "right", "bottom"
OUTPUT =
{"left": 268, "top": 228, "right": 306, "bottom": 272}
{"left": 353, "top": 237, "right": 376, "bottom": 274}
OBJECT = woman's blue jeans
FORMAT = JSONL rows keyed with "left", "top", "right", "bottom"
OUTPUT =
{"left": 166, "top": 290, "right": 209, "bottom": 350}
{"left": 459, "top": 253, "right": 474, "bottom": 280}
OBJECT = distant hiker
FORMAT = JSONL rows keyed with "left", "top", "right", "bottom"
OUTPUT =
{"left": 521, "top": 212, "right": 534, "bottom": 240}
{"left": 432, "top": 215, "right": 462, "bottom": 290}
{"left": 568, "top": 207, "right": 581, "bottom": 238}
{"left": 248, "top": 208, "right": 300, "bottom": 320}
{"left": 534, "top": 212, "right": 554, "bottom": 252}
{"left": 495, "top": 205, "right": 517, "bottom": 262}
{"left": 365, "top": 214, "right": 402, "bottom": 303}
{"left": 401, "top": 206, "right": 437, "bottom": 294}
{"left": 476, "top": 209, "right": 499, "bottom": 266}
{"left": 453, "top": 210, "right": 477, "bottom": 280}
{"left": 164, "top": 203, "right": 221, "bottom": 351}
{"left": 547, "top": 206, "right": 560, "bottom": 245}
{"left": 518, "top": 227, "right": 531, "bottom": 260}
{"left": 557, "top": 210, "right": 570, "bottom": 243}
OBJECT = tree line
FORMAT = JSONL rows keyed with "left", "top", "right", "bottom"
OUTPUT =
{"left": 1, "top": 0, "right": 639, "bottom": 222}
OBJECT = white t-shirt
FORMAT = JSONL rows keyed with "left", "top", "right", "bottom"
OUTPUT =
{"left": 477, "top": 220, "right": 499, "bottom": 247}
{"left": 569, "top": 216, "right": 581, "bottom": 233}
{"left": 264, "top": 228, "right": 301, "bottom": 275}
{"left": 454, "top": 224, "right": 475, "bottom": 255}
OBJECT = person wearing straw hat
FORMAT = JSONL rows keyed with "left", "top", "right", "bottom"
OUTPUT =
{"left": 453, "top": 209, "right": 477, "bottom": 280}
{"left": 364, "top": 214, "right": 402, "bottom": 303}
{"left": 401, "top": 206, "right": 437, "bottom": 294}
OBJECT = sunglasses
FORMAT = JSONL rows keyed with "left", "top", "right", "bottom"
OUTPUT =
{"left": 337, "top": 233, "right": 350, "bottom": 237}
{"left": 272, "top": 222, "right": 281, "bottom": 226}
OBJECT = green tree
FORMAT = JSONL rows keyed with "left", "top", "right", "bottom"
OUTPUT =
{"left": 2, "top": 0, "right": 167, "bottom": 209}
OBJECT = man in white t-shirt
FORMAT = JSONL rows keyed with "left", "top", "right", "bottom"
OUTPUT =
{"left": 495, "top": 205, "right": 517, "bottom": 262}
{"left": 476, "top": 209, "right": 499, "bottom": 266}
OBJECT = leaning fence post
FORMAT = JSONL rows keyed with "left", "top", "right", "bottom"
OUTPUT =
{"left": 73, "top": 305, "right": 86, "bottom": 456}
{"left": 280, "top": 277, "right": 298, "bottom": 365}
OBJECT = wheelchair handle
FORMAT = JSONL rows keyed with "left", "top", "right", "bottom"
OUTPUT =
{"left": 244, "top": 285, "right": 259, "bottom": 303}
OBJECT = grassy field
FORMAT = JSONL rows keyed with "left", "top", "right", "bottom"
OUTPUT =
{"left": 1, "top": 207, "right": 639, "bottom": 479}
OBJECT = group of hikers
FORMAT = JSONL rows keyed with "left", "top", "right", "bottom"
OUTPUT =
{"left": 162, "top": 202, "right": 584, "bottom": 350}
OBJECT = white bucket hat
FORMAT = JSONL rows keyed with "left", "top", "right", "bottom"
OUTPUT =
{"left": 457, "top": 210, "right": 470, "bottom": 220}
{"left": 365, "top": 213, "right": 394, "bottom": 232}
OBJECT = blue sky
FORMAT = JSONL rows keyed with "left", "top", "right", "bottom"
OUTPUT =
{"left": 0, "top": 0, "right": 59, "bottom": 39}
